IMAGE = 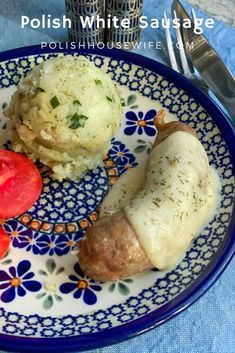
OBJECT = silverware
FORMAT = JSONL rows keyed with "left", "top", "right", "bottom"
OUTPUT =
{"left": 172, "top": 0, "right": 235, "bottom": 122}
{"left": 164, "top": 11, "right": 209, "bottom": 93}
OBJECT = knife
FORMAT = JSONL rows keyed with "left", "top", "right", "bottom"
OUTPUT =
{"left": 172, "top": 0, "right": 235, "bottom": 123}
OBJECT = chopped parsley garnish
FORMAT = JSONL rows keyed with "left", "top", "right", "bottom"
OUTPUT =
{"left": 69, "top": 113, "right": 88, "bottom": 129}
{"left": 73, "top": 99, "right": 82, "bottom": 106}
{"left": 37, "top": 87, "right": 45, "bottom": 92}
{"left": 1, "top": 102, "right": 7, "bottom": 110}
{"left": 95, "top": 79, "right": 102, "bottom": 85}
{"left": 120, "top": 98, "right": 125, "bottom": 107}
{"left": 50, "top": 96, "right": 60, "bottom": 109}
{"left": 106, "top": 96, "right": 113, "bottom": 102}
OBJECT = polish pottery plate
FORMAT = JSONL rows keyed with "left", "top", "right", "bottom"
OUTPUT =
{"left": 0, "top": 46, "right": 234, "bottom": 353}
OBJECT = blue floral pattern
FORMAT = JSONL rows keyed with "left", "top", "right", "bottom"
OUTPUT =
{"left": 60, "top": 263, "right": 102, "bottom": 305}
{"left": 124, "top": 109, "right": 156, "bottom": 136}
{"left": 109, "top": 140, "right": 138, "bottom": 174}
{"left": 3, "top": 220, "right": 33, "bottom": 248}
{"left": 28, "top": 166, "right": 108, "bottom": 224}
{"left": 3, "top": 219, "right": 82, "bottom": 256}
{"left": 0, "top": 260, "right": 41, "bottom": 303}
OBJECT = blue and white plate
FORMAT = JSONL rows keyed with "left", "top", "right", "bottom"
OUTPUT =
{"left": 0, "top": 46, "right": 234, "bottom": 353}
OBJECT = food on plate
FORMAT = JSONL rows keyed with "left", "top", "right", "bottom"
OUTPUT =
{"left": 78, "top": 111, "right": 220, "bottom": 282}
{"left": 100, "top": 161, "right": 147, "bottom": 218}
{"left": 0, "top": 226, "right": 11, "bottom": 259}
{"left": 0, "top": 150, "right": 42, "bottom": 219}
{"left": 4, "top": 55, "right": 122, "bottom": 180}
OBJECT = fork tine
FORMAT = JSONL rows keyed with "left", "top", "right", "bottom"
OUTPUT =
{"left": 173, "top": 10, "right": 191, "bottom": 76}
{"left": 191, "top": 8, "right": 197, "bottom": 25}
{"left": 164, "top": 11, "right": 179, "bottom": 72}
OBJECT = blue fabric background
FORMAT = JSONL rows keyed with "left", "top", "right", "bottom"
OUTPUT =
{"left": 0, "top": 1, "right": 234, "bottom": 352}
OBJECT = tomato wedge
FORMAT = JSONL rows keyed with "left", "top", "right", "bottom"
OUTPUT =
{"left": 0, "top": 226, "right": 11, "bottom": 259}
{"left": 0, "top": 150, "right": 42, "bottom": 219}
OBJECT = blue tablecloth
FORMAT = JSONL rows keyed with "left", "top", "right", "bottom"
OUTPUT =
{"left": 0, "top": 1, "right": 234, "bottom": 352}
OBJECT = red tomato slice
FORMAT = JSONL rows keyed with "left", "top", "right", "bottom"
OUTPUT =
{"left": 0, "top": 226, "right": 11, "bottom": 259}
{"left": 0, "top": 150, "right": 42, "bottom": 219}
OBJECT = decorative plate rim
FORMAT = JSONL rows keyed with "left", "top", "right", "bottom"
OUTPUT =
{"left": 0, "top": 45, "right": 234, "bottom": 353}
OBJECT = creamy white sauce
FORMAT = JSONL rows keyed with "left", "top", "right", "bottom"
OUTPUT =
{"left": 100, "top": 161, "right": 147, "bottom": 217}
{"left": 124, "top": 131, "right": 220, "bottom": 269}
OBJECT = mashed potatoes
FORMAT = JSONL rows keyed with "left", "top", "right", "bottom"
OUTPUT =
{"left": 5, "top": 55, "right": 122, "bottom": 180}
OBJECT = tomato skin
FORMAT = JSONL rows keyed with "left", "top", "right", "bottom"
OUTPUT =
{"left": 0, "top": 150, "right": 43, "bottom": 219}
{"left": 0, "top": 226, "right": 11, "bottom": 259}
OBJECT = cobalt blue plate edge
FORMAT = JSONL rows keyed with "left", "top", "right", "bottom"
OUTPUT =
{"left": 0, "top": 45, "right": 234, "bottom": 353}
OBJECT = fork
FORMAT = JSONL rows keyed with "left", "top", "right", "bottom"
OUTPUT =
{"left": 164, "top": 10, "right": 209, "bottom": 93}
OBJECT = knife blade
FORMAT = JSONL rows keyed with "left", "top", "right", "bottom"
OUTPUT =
{"left": 172, "top": 0, "right": 235, "bottom": 122}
